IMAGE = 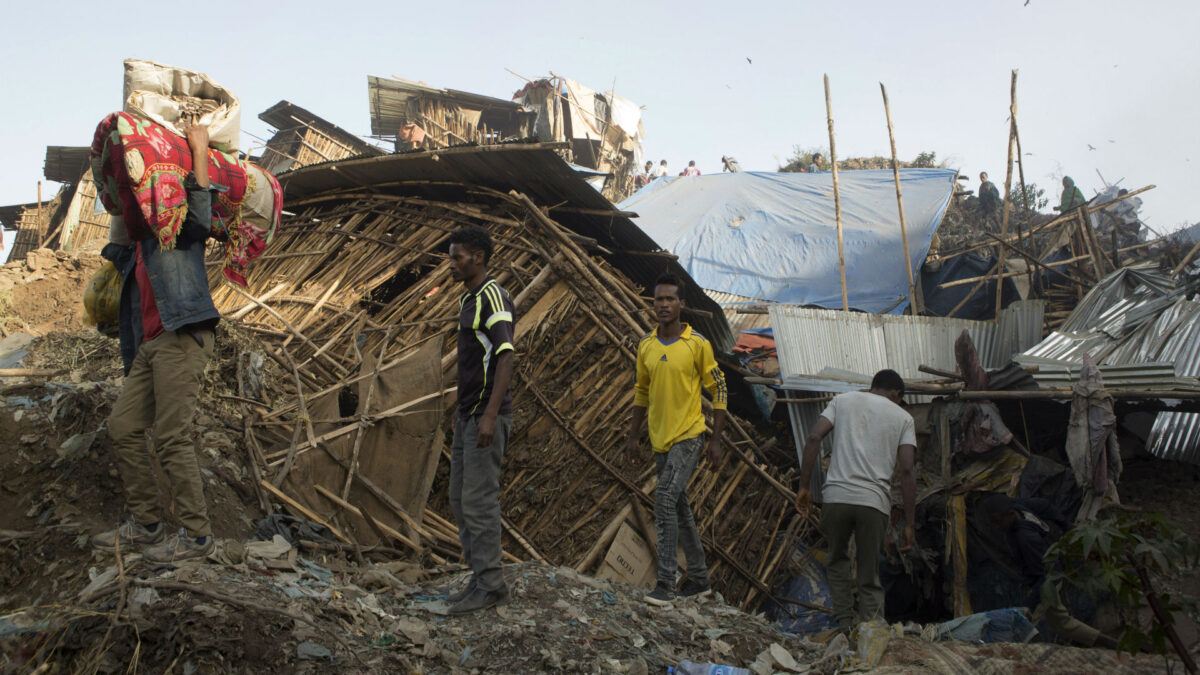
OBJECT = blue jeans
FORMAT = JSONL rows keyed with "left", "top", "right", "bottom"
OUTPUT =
{"left": 449, "top": 413, "right": 511, "bottom": 592}
{"left": 654, "top": 435, "right": 710, "bottom": 588}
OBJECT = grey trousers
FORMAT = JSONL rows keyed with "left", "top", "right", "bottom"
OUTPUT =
{"left": 654, "top": 435, "right": 710, "bottom": 588}
{"left": 820, "top": 501, "right": 888, "bottom": 629}
{"left": 449, "top": 413, "right": 511, "bottom": 592}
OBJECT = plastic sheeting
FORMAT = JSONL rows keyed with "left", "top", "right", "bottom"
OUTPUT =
{"left": 619, "top": 169, "right": 958, "bottom": 314}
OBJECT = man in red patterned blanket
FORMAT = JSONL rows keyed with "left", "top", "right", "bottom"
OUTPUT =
{"left": 91, "top": 122, "right": 225, "bottom": 562}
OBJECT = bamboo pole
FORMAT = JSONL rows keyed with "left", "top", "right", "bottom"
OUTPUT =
{"left": 996, "top": 70, "right": 1018, "bottom": 320}
{"left": 1012, "top": 121, "right": 1035, "bottom": 291}
{"left": 260, "top": 480, "right": 351, "bottom": 544}
{"left": 880, "top": 83, "right": 921, "bottom": 314}
{"left": 825, "top": 74, "right": 849, "bottom": 311}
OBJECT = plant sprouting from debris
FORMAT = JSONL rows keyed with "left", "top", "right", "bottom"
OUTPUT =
{"left": 911, "top": 151, "right": 937, "bottom": 168}
{"left": 1011, "top": 181, "right": 1049, "bottom": 212}
{"left": 1045, "top": 511, "right": 1199, "bottom": 664}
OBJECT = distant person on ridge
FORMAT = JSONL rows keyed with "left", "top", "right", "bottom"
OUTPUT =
{"left": 636, "top": 160, "right": 654, "bottom": 188}
{"left": 1055, "top": 176, "right": 1086, "bottom": 213}
{"left": 979, "top": 171, "right": 1002, "bottom": 230}
{"left": 654, "top": 159, "right": 670, "bottom": 178}
{"left": 683, "top": 160, "right": 701, "bottom": 176}
{"left": 796, "top": 369, "right": 917, "bottom": 631}
{"left": 807, "top": 152, "right": 825, "bottom": 173}
{"left": 625, "top": 273, "right": 728, "bottom": 607}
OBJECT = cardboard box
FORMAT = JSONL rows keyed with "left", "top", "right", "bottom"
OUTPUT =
{"left": 596, "top": 521, "right": 657, "bottom": 589}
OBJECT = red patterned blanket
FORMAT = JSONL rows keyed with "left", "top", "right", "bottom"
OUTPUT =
{"left": 90, "top": 111, "right": 281, "bottom": 286}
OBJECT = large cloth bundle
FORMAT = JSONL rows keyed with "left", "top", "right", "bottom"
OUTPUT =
{"left": 90, "top": 111, "right": 281, "bottom": 286}
{"left": 123, "top": 59, "right": 242, "bottom": 153}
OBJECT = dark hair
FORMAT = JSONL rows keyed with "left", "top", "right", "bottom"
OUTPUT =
{"left": 654, "top": 273, "right": 685, "bottom": 298}
{"left": 448, "top": 226, "right": 494, "bottom": 263}
{"left": 688, "top": 160, "right": 696, "bottom": 166}
{"left": 871, "top": 369, "right": 904, "bottom": 393}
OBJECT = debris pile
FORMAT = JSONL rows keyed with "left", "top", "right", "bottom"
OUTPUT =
{"left": 2, "top": 559, "right": 824, "bottom": 673}
{"left": 213, "top": 146, "right": 800, "bottom": 610}
{"left": 0, "top": 247, "right": 104, "bottom": 336}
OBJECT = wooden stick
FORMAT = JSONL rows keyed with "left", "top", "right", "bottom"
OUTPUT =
{"left": 937, "top": 184, "right": 1156, "bottom": 261}
{"left": 0, "top": 368, "right": 65, "bottom": 378}
{"left": 501, "top": 515, "right": 548, "bottom": 564}
{"left": 956, "top": 389, "right": 1200, "bottom": 400}
{"left": 1012, "top": 118, "right": 1035, "bottom": 291}
{"left": 825, "top": 74, "right": 849, "bottom": 311}
{"left": 342, "top": 331, "right": 391, "bottom": 500}
{"left": 264, "top": 388, "right": 454, "bottom": 464}
{"left": 259, "top": 480, "right": 351, "bottom": 543}
{"left": 1172, "top": 236, "right": 1200, "bottom": 278}
{"left": 227, "top": 284, "right": 348, "bottom": 376}
{"left": 575, "top": 503, "right": 633, "bottom": 573}
{"left": 313, "top": 484, "right": 423, "bottom": 553}
{"left": 880, "top": 82, "right": 921, "bottom": 314}
{"left": 937, "top": 255, "right": 1090, "bottom": 289}
{"left": 984, "top": 234, "right": 1090, "bottom": 289}
{"left": 996, "top": 69, "right": 1018, "bottom": 321}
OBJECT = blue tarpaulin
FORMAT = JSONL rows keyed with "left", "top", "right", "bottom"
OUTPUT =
{"left": 619, "top": 169, "right": 958, "bottom": 314}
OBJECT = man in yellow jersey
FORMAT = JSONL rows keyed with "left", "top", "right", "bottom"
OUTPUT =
{"left": 625, "top": 273, "right": 728, "bottom": 606}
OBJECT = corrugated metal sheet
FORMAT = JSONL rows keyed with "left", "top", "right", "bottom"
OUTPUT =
{"left": 770, "top": 300, "right": 1046, "bottom": 384}
{"left": 1018, "top": 265, "right": 1200, "bottom": 463}
{"left": 705, "top": 289, "right": 772, "bottom": 334}
{"left": 276, "top": 144, "right": 734, "bottom": 352}
{"left": 772, "top": 301, "right": 1045, "bottom": 449}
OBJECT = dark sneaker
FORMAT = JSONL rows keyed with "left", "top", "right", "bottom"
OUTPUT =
{"left": 445, "top": 578, "right": 477, "bottom": 604}
{"left": 679, "top": 579, "right": 712, "bottom": 598}
{"left": 91, "top": 520, "right": 164, "bottom": 551}
{"left": 447, "top": 587, "right": 508, "bottom": 615}
{"left": 144, "top": 531, "right": 214, "bottom": 564}
{"left": 643, "top": 583, "right": 675, "bottom": 607}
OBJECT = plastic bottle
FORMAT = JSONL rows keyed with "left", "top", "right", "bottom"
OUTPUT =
{"left": 669, "top": 661, "right": 752, "bottom": 675}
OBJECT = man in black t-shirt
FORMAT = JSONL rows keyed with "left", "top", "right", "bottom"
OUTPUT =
{"left": 445, "top": 227, "right": 516, "bottom": 615}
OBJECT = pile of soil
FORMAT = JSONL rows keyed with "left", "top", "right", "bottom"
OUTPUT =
{"left": 0, "top": 247, "right": 105, "bottom": 337}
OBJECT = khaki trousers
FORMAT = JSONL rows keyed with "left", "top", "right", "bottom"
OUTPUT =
{"left": 108, "top": 329, "right": 214, "bottom": 537}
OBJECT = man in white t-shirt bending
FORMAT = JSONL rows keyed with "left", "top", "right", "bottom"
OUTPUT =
{"left": 796, "top": 369, "right": 917, "bottom": 630}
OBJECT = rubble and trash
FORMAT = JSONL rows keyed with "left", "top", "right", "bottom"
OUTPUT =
{"left": 2, "top": 55, "right": 1199, "bottom": 672}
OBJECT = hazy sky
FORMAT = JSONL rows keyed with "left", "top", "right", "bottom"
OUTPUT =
{"left": 2, "top": 0, "right": 1197, "bottom": 263}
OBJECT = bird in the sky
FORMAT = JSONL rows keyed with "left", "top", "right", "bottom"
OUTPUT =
{"left": 1108, "top": 139, "right": 1116, "bottom": 143}
{"left": 746, "top": 57, "right": 752, "bottom": 64}
{"left": 1088, "top": 144, "right": 1096, "bottom": 151}
{"left": 1024, "top": 0, "right": 1030, "bottom": 5}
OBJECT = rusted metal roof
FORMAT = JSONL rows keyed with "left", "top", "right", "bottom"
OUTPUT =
{"left": 259, "top": 101, "right": 385, "bottom": 158}
{"left": 367, "top": 76, "right": 525, "bottom": 137}
{"left": 43, "top": 147, "right": 91, "bottom": 184}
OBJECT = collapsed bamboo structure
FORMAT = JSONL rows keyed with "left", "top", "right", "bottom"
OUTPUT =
{"left": 209, "top": 145, "right": 806, "bottom": 609}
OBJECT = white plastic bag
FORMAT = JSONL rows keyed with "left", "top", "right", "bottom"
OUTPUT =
{"left": 123, "top": 59, "right": 241, "bottom": 152}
